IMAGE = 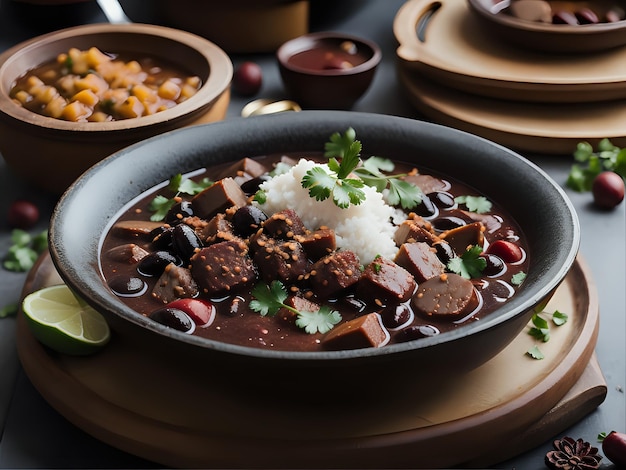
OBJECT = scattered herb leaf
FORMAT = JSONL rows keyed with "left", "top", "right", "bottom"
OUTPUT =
{"left": 598, "top": 432, "right": 607, "bottom": 442}
{"left": 302, "top": 128, "right": 422, "bottom": 209}
{"left": 511, "top": 271, "right": 526, "bottom": 286}
{"left": 3, "top": 229, "right": 48, "bottom": 272}
{"left": 149, "top": 174, "right": 213, "bottom": 221}
{"left": 455, "top": 195, "right": 492, "bottom": 213}
{"left": 249, "top": 280, "right": 341, "bottom": 334}
{"left": 567, "top": 139, "right": 626, "bottom": 192}
{"left": 526, "top": 345, "right": 545, "bottom": 360}
{"left": 447, "top": 245, "right": 486, "bottom": 279}
{"left": 0, "top": 302, "right": 18, "bottom": 318}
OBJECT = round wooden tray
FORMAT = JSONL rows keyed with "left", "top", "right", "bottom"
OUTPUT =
{"left": 397, "top": 67, "right": 626, "bottom": 155}
{"left": 16, "top": 253, "right": 605, "bottom": 468}
{"left": 394, "top": 0, "right": 626, "bottom": 103}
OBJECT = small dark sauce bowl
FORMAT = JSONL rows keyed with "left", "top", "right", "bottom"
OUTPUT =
{"left": 277, "top": 31, "right": 382, "bottom": 109}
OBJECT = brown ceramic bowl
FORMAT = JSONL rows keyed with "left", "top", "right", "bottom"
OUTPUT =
{"left": 467, "top": 0, "right": 626, "bottom": 53}
{"left": 49, "top": 111, "right": 580, "bottom": 394}
{"left": 0, "top": 23, "right": 232, "bottom": 194}
{"left": 277, "top": 32, "right": 381, "bottom": 109}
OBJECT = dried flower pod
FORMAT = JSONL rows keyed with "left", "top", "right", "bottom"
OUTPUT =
{"left": 545, "top": 436, "right": 602, "bottom": 470}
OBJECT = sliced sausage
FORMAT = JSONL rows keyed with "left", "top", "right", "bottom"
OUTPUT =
{"left": 412, "top": 273, "right": 479, "bottom": 320}
{"left": 394, "top": 241, "right": 445, "bottom": 283}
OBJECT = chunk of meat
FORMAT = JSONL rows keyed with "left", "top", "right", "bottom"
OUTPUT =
{"left": 357, "top": 256, "right": 416, "bottom": 304}
{"left": 440, "top": 222, "right": 485, "bottom": 255}
{"left": 308, "top": 250, "right": 361, "bottom": 299}
{"left": 191, "top": 177, "right": 249, "bottom": 220}
{"left": 151, "top": 263, "right": 198, "bottom": 304}
{"left": 262, "top": 208, "right": 308, "bottom": 239}
{"left": 394, "top": 242, "right": 445, "bottom": 283}
{"left": 295, "top": 227, "right": 336, "bottom": 261}
{"left": 253, "top": 239, "right": 309, "bottom": 284}
{"left": 278, "top": 295, "right": 321, "bottom": 325}
{"left": 110, "top": 220, "right": 165, "bottom": 240}
{"left": 190, "top": 239, "right": 257, "bottom": 296}
{"left": 105, "top": 243, "right": 149, "bottom": 263}
{"left": 394, "top": 217, "right": 439, "bottom": 246}
{"left": 411, "top": 273, "right": 479, "bottom": 320}
{"left": 322, "top": 313, "right": 390, "bottom": 350}
{"left": 403, "top": 173, "right": 448, "bottom": 194}
{"left": 198, "top": 213, "right": 236, "bottom": 244}
{"left": 214, "top": 157, "right": 268, "bottom": 186}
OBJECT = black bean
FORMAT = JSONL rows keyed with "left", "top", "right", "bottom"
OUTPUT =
{"left": 149, "top": 307, "right": 195, "bottom": 333}
{"left": 172, "top": 224, "right": 203, "bottom": 261}
{"left": 151, "top": 227, "right": 173, "bottom": 250}
{"left": 433, "top": 240, "right": 455, "bottom": 265}
{"left": 481, "top": 253, "right": 506, "bottom": 277}
{"left": 432, "top": 215, "right": 466, "bottom": 231}
{"left": 428, "top": 191, "right": 455, "bottom": 209}
{"left": 381, "top": 304, "right": 414, "bottom": 330}
{"left": 108, "top": 275, "right": 147, "bottom": 297}
{"left": 240, "top": 175, "right": 271, "bottom": 195}
{"left": 412, "top": 194, "right": 438, "bottom": 218}
{"left": 232, "top": 205, "right": 268, "bottom": 237}
{"left": 137, "top": 251, "right": 182, "bottom": 277}
{"left": 165, "top": 200, "right": 194, "bottom": 225}
{"left": 398, "top": 324, "right": 440, "bottom": 342}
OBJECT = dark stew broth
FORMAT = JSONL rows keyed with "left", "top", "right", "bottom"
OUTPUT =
{"left": 100, "top": 153, "right": 529, "bottom": 352}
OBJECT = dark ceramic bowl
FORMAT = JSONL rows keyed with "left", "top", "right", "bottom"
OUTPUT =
{"left": 276, "top": 32, "right": 381, "bottom": 109}
{"left": 0, "top": 23, "right": 232, "bottom": 194}
{"left": 467, "top": 0, "right": 626, "bottom": 53}
{"left": 49, "top": 111, "right": 579, "bottom": 390}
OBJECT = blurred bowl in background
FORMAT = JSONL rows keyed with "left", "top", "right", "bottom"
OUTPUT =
{"left": 277, "top": 31, "right": 381, "bottom": 109}
{"left": 0, "top": 23, "right": 232, "bottom": 194}
{"left": 467, "top": 0, "right": 626, "bottom": 53}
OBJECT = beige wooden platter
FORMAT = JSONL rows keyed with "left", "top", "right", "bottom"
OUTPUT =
{"left": 397, "top": 67, "right": 626, "bottom": 155}
{"left": 16, "top": 253, "right": 604, "bottom": 468}
{"left": 394, "top": 0, "right": 626, "bottom": 103}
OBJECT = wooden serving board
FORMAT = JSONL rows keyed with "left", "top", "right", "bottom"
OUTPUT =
{"left": 393, "top": 0, "right": 626, "bottom": 103}
{"left": 16, "top": 253, "right": 606, "bottom": 468}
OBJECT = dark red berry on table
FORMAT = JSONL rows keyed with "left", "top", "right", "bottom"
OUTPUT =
{"left": 233, "top": 61, "right": 263, "bottom": 96}
{"left": 602, "top": 431, "right": 626, "bottom": 467}
{"left": 592, "top": 171, "right": 625, "bottom": 209}
{"left": 486, "top": 239, "right": 523, "bottom": 264}
{"left": 7, "top": 200, "right": 40, "bottom": 229}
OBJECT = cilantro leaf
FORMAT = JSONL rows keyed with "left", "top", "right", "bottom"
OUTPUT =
{"left": 525, "top": 310, "right": 569, "bottom": 357}
{"left": 249, "top": 281, "right": 288, "bottom": 317}
{"left": 295, "top": 306, "right": 342, "bottom": 334}
{"left": 249, "top": 280, "right": 342, "bottom": 334}
{"left": 447, "top": 245, "right": 486, "bottom": 279}
{"left": 567, "top": 139, "right": 626, "bottom": 192}
{"left": 301, "top": 166, "right": 336, "bottom": 202}
{"left": 3, "top": 229, "right": 48, "bottom": 273}
{"left": 149, "top": 195, "right": 176, "bottom": 222}
{"left": 149, "top": 174, "right": 213, "bottom": 221}
{"left": 551, "top": 310, "right": 568, "bottom": 326}
{"left": 511, "top": 271, "right": 526, "bottom": 286}
{"left": 526, "top": 345, "right": 545, "bottom": 360}
{"left": 386, "top": 179, "right": 422, "bottom": 209}
{"left": 332, "top": 179, "right": 365, "bottom": 208}
{"left": 455, "top": 195, "right": 492, "bottom": 213}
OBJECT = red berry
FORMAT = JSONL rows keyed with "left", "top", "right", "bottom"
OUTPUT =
{"left": 165, "top": 298, "right": 215, "bottom": 326}
{"left": 233, "top": 61, "right": 263, "bottom": 96}
{"left": 7, "top": 200, "right": 40, "bottom": 229}
{"left": 486, "top": 239, "right": 523, "bottom": 264}
{"left": 602, "top": 431, "right": 626, "bottom": 467}
{"left": 592, "top": 171, "right": 625, "bottom": 209}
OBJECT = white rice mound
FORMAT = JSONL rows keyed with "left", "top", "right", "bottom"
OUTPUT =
{"left": 257, "top": 158, "right": 402, "bottom": 264}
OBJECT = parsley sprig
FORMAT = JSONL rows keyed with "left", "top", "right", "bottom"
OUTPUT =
{"left": 447, "top": 245, "right": 486, "bottom": 279}
{"left": 567, "top": 139, "right": 626, "bottom": 192}
{"left": 3, "top": 229, "right": 48, "bottom": 272}
{"left": 301, "top": 128, "right": 422, "bottom": 209}
{"left": 249, "top": 280, "right": 342, "bottom": 334}
{"left": 149, "top": 173, "right": 213, "bottom": 221}
{"left": 526, "top": 310, "right": 569, "bottom": 359}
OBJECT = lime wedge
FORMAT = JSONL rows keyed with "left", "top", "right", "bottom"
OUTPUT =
{"left": 22, "top": 284, "right": 110, "bottom": 356}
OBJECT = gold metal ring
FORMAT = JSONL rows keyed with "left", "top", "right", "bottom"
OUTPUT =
{"left": 241, "top": 99, "right": 302, "bottom": 117}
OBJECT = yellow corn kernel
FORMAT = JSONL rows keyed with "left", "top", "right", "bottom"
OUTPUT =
{"left": 85, "top": 47, "right": 111, "bottom": 68}
{"left": 13, "top": 90, "right": 32, "bottom": 105}
{"left": 69, "top": 48, "right": 90, "bottom": 75}
{"left": 131, "top": 84, "right": 157, "bottom": 104}
{"left": 157, "top": 80, "right": 181, "bottom": 101}
{"left": 33, "top": 85, "right": 60, "bottom": 104}
{"left": 72, "top": 89, "right": 99, "bottom": 107}
{"left": 125, "top": 60, "right": 142, "bottom": 74}
{"left": 180, "top": 83, "right": 198, "bottom": 100}
{"left": 114, "top": 95, "right": 144, "bottom": 119}
{"left": 74, "top": 73, "right": 109, "bottom": 95}
{"left": 185, "top": 76, "right": 201, "bottom": 88}
{"left": 43, "top": 96, "right": 67, "bottom": 119}
{"left": 25, "top": 76, "right": 45, "bottom": 90}
{"left": 88, "top": 111, "right": 112, "bottom": 122}
{"left": 57, "top": 53, "right": 68, "bottom": 65}
{"left": 61, "top": 100, "right": 92, "bottom": 122}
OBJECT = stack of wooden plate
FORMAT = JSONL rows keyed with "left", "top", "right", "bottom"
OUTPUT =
{"left": 393, "top": 0, "right": 626, "bottom": 154}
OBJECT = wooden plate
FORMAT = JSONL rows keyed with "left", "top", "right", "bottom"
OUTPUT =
{"left": 394, "top": 0, "right": 626, "bottom": 103}
{"left": 397, "top": 67, "right": 626, "bottom": 155}
{"left": 16, "top": 253, "right": 604, "bottom": 468}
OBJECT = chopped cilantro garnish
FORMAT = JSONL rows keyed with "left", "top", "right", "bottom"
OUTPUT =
{"left": 455, "top": 195, "right": 492, "bottom": 214}
{"left": 301, "top": 128, "right": 422, "bottom": 209}
{"left": 526, "top": 310, "right": 569, "bottom": 359}
{"left": 3, "top": 229, "right": 48, "bottom": 273}
{"left": 249, "top": 280, "right": 341, "bottom": 334}
{"left": 526, "top": 345, "right": 545, "bottom": 360}
{"left": 0, "top": 302, "right": 18, "bottom": 318}
{"left": 148, "top": 173, "right": 213, "bottom": 221}
{"left": 511, "top": 271, "right": 526, "bottom": 286}
{"left": 567, "top": 139, "right": 626, "bottom": 192}
{"left": 447, "top": 245, "right": 486, "bottom": 279}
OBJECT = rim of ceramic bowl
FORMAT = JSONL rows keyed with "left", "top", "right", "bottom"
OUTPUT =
{"left": 49, "top": 110, "right": 580, "bottom": 362}
{"left": 0, "top": 23, "right": 232, "bottom": 132}
{"left": 276, "top": 31, "right": 382, "bottom": 76}
{"left": 467, "top": 0, "right": 626, "bottom": 34}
